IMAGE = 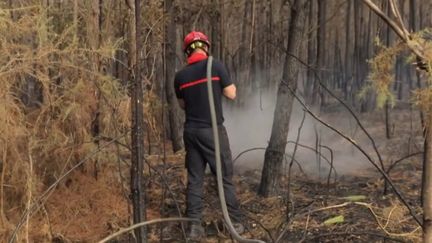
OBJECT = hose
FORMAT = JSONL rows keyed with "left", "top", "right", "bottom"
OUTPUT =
{"left": 206, "top": 56, "right": 266, "bottom": 243}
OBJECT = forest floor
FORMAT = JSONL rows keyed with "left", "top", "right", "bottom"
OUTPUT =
{"left": 26, "top": 104, "right": 424, "bottom": 243}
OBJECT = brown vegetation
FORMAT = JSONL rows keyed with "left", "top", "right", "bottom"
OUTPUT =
{"left": 1, "top": 0, "right": 432, "bottom": 242}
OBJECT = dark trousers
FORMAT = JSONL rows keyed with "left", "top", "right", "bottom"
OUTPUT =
{"left": 183, "top": 125, "right": 242, "bottom": 222}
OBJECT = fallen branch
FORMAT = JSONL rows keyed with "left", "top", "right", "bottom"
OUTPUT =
{"left": 356, "top": 202, "right": 422, "bottom": 238}
{"left": 300, "top": 231, "right": 408, "bottom": 243}
{"left": 292, "top": 201, "right": 419, "bottom": 241}
{"left": 242, "top": 213, "right": 275, "bottom": 243}
{"left": 97, "top": 217, "right": 199, "bottom": 243}
{"left": 276, "top": 198, "right": 352, "bottom": 241}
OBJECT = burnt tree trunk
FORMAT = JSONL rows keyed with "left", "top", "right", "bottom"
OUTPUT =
{"left": 353, "top": 0, "right": 361, "bottom": 106}
{"left": 258, "top": 0, "right": 307, "bottom": 197}
{"left": 165, "top": 0, "right": 183, "bottom": 152}
{"left": 313, "top": 0, "right": 326, "bottom": 106}
{"left": 305, "top": 0, "right": 315, "bottom": 100}
{"left": 419, "top": 1, "right": 432, "bottom": 242}
{"left": 88, "top": 0, "right": 102, "bottom": 178}
{"left": 238, "top": 0, "right": 251, "bottom": 70}
{"left": 383, "top": 1, "right": 392, "bottom": 139}
{"left": 210, "top": 0, "right": 221, "bottom": 60}
{"left": 249, "top": 0, "right": 258, "bottom": 91}
{"left": 344, "top": 0, "right": 352, "bottom": 101}
{"left": 424, "top": 113, "right": 432, "bottom": 242}
{"left": 130, "top": 0, "right": 147, "bottom": 241}
{"left": 410, "top": 0, "right": 425, "bottom": 129}
{"left": 238, "top": 0, "right": 253, "bottom": 86}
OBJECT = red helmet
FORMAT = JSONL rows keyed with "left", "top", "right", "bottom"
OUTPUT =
{"left": 183, "top": 31, "right": 211, "bottom": 53}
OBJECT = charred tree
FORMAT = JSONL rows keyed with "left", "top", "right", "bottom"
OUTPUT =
{"left": 353, "top": 0, "right": 361, "bottom": 107}
{"left": 249, "top": 0, "right": 258, "bottom": 91}
{"left": 410, "top": 0, "right": 425, "bottom": 129}
{"left": 424, "top": 113, "right": 432, "bottom": 242}
{"left": 343, "top": 0, "right": 352, "bottom": 101}
{"left": 384, "top": 1, "right": 392, "bottom": 139}
{"left": 87, "top": 0, "right": 102, "bottom": 178}
{"left": 312, "top": 0, "right": 326, "bottom": 106}
{"left": 210, "top": 0, "right": 221, "bottom": 60}
{"left": 164, "top": 0, "right": 183, "bottom": 152}
{"left": 258, "top": 0, "right": 307, "bottom": 197}
{"left": 238, "top": 0, "right": 252, "bottom": 71}
{"left": 130, "top": 0, "right": 147, "bottom": 241}
{"left": 305, "top": 0, "right": 315, "bottom": 100}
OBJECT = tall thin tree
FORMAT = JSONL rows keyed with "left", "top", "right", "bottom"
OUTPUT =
{"left": 130, "top": 0, "right": 147, "bottom": 241}
{"left": 164, "top": 0, "right": 183, "bottom": 152}
{"left": 259, "top": 0, "right": 307, "bottom": 197}
{"left": 312, "top": 0, "right": 326, "bottom": 106}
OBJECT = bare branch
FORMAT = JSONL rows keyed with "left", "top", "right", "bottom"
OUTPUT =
{"left": 388, "top": 0, "right": 411, "bottom": 39}
{"left": 362, "top": 0, "right": 406, "bottom": 41}
{"left": 362, "top": 0, "right": 427, "bottom": 66}
{"left": 98, "top": 218, "right": 199, "bottom": 243}
{"left": 283, "top": 83, "right": 423, "bottom": 227}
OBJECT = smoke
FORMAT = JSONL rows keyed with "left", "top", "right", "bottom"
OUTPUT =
{"left": 223, "top": 88, "right": 374, "bottom": 178}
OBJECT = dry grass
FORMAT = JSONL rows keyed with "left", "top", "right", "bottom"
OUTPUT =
{"left": 0, "top": 4, "right": 136, "bottom": 241}
{"left": 43, "top": 166, "right": 129, "bottom": 242}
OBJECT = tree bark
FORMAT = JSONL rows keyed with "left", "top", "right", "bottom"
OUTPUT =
{"left": 353, "top": 0, "right": 361, "bottom": 107}
{"left": 258, "top": 0, "right": 307, "bottom": 197}
{"left": 312, "top": 0, "right": 326, "bottom": 106}
{"left": 164, "top": 0, "right": 183, "bottom": 152}
{"left": 384, "top": 1, "right": 392, "bottom": 139}
{"left": 130, "top": 0, "right": 147, "bottom": 241}
{"left": 210, "top": 0, "right": 221, "bottom": 60}
{"left": 249, "top": 0, "right": 258, "bottom": 91}
{"left": 238, "top": 0, "right": 251, "bottom": 70}
{"left": 343, "top": 0, "right": 351, "bottom": 101}
{"left": 410, "top": 0, "right": 425, "bottom": 129}
{"left": 305, "top": 0, "right": 315, "bottom": 100}
{"left": 424, "top": 114, "right": 432, "bottom": 242}
{"left": 87, "top": 0, "right": 102, "bottom": 178}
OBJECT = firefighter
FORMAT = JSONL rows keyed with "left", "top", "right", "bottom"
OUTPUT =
{"left": 174, "top": 31, "right": 244, "bottom": 240}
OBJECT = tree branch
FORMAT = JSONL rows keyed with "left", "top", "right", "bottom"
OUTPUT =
{"left": 98, "top": 218, "right": 199, "bottom": 243}
{"left": 283, "top": 84, "right": 423, "bottom": 227}
{"left": 362, "top": 0, "right": 428, "bottom": 68}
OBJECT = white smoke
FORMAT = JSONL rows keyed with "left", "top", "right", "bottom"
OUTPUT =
{"left": 223, "top": 88, "right": 374, "bottom": 179}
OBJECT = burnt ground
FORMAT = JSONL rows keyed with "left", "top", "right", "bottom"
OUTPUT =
{"left": 29, "top": 105, "right": 424, "bottom": 242}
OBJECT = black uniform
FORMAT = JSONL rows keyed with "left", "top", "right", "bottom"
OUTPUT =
{"left": 174, "top": 54, "right": 242, "bottom": 222}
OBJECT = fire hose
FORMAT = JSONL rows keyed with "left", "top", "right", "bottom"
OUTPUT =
{"left": 206, "top": 56, "right": 265, "bottom": 243}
